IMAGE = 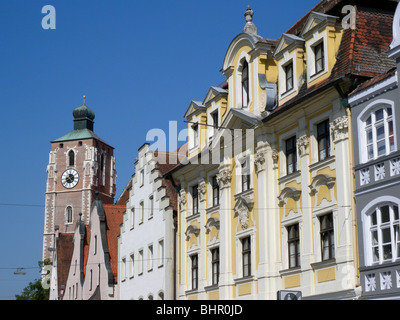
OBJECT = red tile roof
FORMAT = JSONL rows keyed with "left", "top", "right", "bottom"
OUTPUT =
{"left": 56, "top": 233, "right": 74, "bottom": 297}
{"left": 103, "top": 204, "right": 124, "bottom": 283}
{"left": 349, "top": 67, "right": 397, "bottom": 96}
{"left": 155, "top": 144, "right": 188, "bottom": 212}
{"left": 83, "top": 224, "right": 91, "bottom": 278}
{"left": 116, "top": 179, "right": 131, "bottom": 206}
{"left": 334, "top": 7, "right": 396, "bottom": 78}
{"left": 269, "top": 1, "right": 396, "bottom": 117}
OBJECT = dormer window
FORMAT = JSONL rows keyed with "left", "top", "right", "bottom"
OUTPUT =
{"left": 314, "top": 42, "right": 325, "bottom": 74}
{"left": 242, "top": 60, "right": 249, "bottom": 108}
{"left": 285, "top": 62, "right": 294, "bottom": 93}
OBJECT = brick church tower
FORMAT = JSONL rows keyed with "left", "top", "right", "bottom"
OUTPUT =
{"left": 42, "top": 97, "right": 116, "bottom": 261}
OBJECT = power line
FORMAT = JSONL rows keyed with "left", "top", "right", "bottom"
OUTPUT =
{"left": 0, "top": 201, "right": 353, "bottom": 211}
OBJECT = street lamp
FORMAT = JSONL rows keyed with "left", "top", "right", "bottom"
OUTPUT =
{"left": 14, "top": 268, "right": 26, "bottom": 275}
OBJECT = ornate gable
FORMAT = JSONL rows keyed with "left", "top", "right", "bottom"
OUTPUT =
{"left": 274, "top": 33, "right": 305, "bottom": 60}
{"left": 203, "top": 86, "right": 228, "bottom": 106}
{"left": 184, "top": 100, "right": 206, "bottom": 120}
{"left": 300, "top": 11, "right": 339, "bottom": 39}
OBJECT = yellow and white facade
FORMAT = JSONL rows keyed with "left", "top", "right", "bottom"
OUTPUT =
{"left": 171, "top": 6, "right": 360, "bottom": 300}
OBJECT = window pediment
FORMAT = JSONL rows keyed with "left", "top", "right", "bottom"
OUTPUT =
{"left": 300, "top": 12, "right": 339, "bottom": 39}
{"left": 309, "top": 174, "right": 336, "bottom": 196}
{"left": 185, "top": 224, "right": 200, "bottom": 239}
{"left": 278, "top": 187, "right": 301, "bottom": 206}
{"left": 203, "top": 86, "right": 228, "bottom": 107}
{"left": 184, "top": 101, "right": 206, "bottom": 120}
{"left": 205, "top": 217, "right": 220, "bottom": 232}
{"left": 274, "top": 33, "right": 305, "bottom": 61}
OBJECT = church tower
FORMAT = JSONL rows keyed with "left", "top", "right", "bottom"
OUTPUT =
{"left": 42, "top": 97, "right": 117, "bottom": 261}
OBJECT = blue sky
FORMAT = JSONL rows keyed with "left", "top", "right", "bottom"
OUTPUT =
{"left": 0, "top": 0, "right": 320, "bottom": 299}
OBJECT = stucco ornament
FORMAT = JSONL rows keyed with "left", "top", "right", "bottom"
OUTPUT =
{"left": 198, "top": 182, "right": 207, "bottom": 202}
{"left": 271, "top": 149, "right": 279, "bottom": 168}
{"left": 178, "top": 189, "right": 187, "bottom": 209}
{"left": 390, "top": 158, "right": 400, "bottom": 176}
{"left": 297, "top": 135, "right": 309, "bottom": 156}
{"left": 254, "top": 150, "right": 266, "bottom": 173}
{"left": 330, "top": 115, "right": 349, "bottom": 142}
{"left": 216, "top": 167, "right": 232, "bottom": 189}
{"left": 234, "top": 196, "right": 253, "bottom": 230}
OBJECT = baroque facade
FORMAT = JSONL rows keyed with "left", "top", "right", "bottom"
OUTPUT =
{"left": 348, "top": 1, "right": 400, "bottom": 300}
{"left": 168, "top": 0, "right": 397, "bottom": 300}
{"left": 42, "top": 0, "right": 400, "bottom": 301}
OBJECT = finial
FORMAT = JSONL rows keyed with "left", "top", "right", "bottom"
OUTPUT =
{"left": 244, "top": 5, "right": 253, "bottom": 22}
{"left": 243, "top": 5, "right": 257, "bottom": 35}
{"left": 83, "top": 95, "right": 86, "bottom": 104}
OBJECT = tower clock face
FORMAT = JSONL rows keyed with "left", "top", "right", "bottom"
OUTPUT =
{"left": 61, "top": 169, "right": 79, "bottom": 189}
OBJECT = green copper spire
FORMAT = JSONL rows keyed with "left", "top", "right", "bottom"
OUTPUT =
{"left": 72, "top": 95, "right": 95, "bottom": 131}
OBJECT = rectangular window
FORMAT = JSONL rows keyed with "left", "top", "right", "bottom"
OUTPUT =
{"left": 212, "top": 111, "right": 219, "bottom": 136}
{"left": 130, "top": 208, "right": 135, "bottom": 229}
{"left": 320, "top": 213, "right": 335, "bottom": 261}
{"left": 286, "top": 136, "right": 297, "bottom": 175}
{"left": 191, "top": 254, "right": 198, "bottom": 290}
{"left": 288, "top": 224, "right": 300, "bottom": 268}
{"left": 366, "top": 107, "right": 395, "bottom": 161}
{"left": 94, "top": 235, "right": 97, "bottom": 255}
{"left": 139, "top": 201, "right": 144, "bottom": 223}
{"left": 212, "top": 176, "right": 219, "bottom": 206}
{"left": 149, "top": 196, "right": 154, "bottom": 219}
{"left": 211, "top": 248, "right": 220, "bottom": 285}
{"left": 370, "top": 204, "right": 400, "bottom": 263}
{"left": 242, "top": 61, "right": 249, "bottom": 108}
{"left": 138, "top": 250, "right": 143, "bottom": 275}
{"left": 242, "top": 237, "right": 251, "bottom": 277}
{"left": 241, "top": 160, "right": 251, "bottom": 192}
{"left": 158, "top": 239, "right": 164, "bottom": 267}
{"left": 314, "top": 42, "right": 325, "bottom": 74}
{"left": 121, "top": 258, "right": 126, "bottom": 281}
{"left": 129, "top": 254, "right": 134, "bottom": 278}
{"left": 140, "top": 169, "right": 144, "bottom": 187}
{"left": 148, "top": 245, "right": 153, "bottom": 271}
{"left": 317, "top": 120, "right": 330, "bottom": 161}
{"left": 192, "top": 185, "right": 199, "bottom": 215}
{"left": 285, "top": 62, "right": 294, "bottom": 92}
{"left": 192, "top": 124, "right": 199, "bottom": 148}
{"left": 67, "top": 206, "right": 73, "bottom": 224}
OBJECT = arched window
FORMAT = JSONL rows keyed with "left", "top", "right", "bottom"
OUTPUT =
{"left": 68, "top": 150, "right": 75, "bottom": 166}
{"left": 366, "top": 203, "right": 399, "bottom": 264}
{"left": 241, "top": 60, "right": 249, "bottom": 108}
{"left": 363, "top": 105, "right": 395, "bottom": 161}
{"left": 66, "top": 206, "right": 73, "bottom": 224}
